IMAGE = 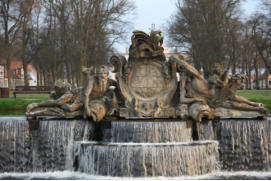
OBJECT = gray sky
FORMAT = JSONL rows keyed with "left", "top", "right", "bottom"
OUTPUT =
{"left": 115, "top": 0, "right": 261, "bottom": 53}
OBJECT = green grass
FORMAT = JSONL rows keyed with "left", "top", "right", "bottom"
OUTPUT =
{"left": 0, "top": 90, "right": 270, "bottom": 116}
{"left": 237, "top": 90, "right": 271, "bottom": 113}
{"left": 0, "top": 91, "right": 49, "bottom": 115}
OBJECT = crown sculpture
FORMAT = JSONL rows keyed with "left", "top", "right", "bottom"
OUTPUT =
{"left": 26, "top": 30, "right": 269, "bottom": 122}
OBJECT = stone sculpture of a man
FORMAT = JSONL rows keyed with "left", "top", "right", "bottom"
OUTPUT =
{"left": 84, "top": 65, "right": 118, "bottom": 122}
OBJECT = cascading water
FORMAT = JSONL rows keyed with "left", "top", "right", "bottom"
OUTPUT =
{"left": 75, "top": 141, "right": 219, "bottom": 177}
{"left": 216, "top": 119, "right": 271, "bottom": 171}
{"left": 1, "top": 116, "right": 271, "bottom": 179}
{"left": 75, "top": 120, "right": 220, "bottom": 177}
{"left": 0, "top": 117, "right": 31, "bottom": 172}
{"left": 0, "top": 117, "right": 94, "bottom": 172}
{"left": 100, "top": 121, "right": 193, "bottom": 142}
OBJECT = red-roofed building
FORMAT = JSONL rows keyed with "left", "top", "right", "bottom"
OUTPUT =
{"left": 0, "top": 60, "right": 37, "bottom": 88}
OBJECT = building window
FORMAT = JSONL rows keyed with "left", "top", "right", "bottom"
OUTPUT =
{"left": 0, "top": 65, "right": 4, "bottom": 79}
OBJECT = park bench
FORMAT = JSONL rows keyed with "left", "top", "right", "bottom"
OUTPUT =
{"left": 13, "top": 86, "right": 51, "bottom": 98}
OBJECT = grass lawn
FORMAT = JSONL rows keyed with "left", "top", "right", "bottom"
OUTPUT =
{"left": 0, "top": 90, "right": 270, "bottom": 116}
{"left": 237, "top": 89, "right": 271, "bottom": 113}
{"left": 0, "top": 91, "right": 49, "bottom": 115}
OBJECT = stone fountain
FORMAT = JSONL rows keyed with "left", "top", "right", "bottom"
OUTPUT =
{"left": 0, "top": 30, "right": 269, "bottom": 179}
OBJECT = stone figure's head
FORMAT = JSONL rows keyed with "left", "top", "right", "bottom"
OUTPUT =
{"left": 54, "top": 79, "right": 71, "bottom": 96}
{"left": 98, "top": 65, "right": 109, "bottom": 81}
{"left": 213, "top": 63, "right": 223, "bottom": 76}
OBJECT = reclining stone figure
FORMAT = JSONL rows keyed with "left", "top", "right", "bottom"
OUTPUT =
{"left": 213, "top": 74, "right": 269, "bottom": 117}
{"left": 26, "top": 80, "right": 83, "bottom": 119}
{"left": 170, "top": 55, "right": 268, "bottom": 121}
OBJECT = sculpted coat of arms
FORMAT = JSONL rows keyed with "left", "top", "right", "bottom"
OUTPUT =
{"left": 111, "top": 30, "right": 177, "bottom": 117}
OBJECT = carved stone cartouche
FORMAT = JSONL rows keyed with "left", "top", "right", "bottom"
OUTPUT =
{"left": 111, "top": 30, "right": 177, "bottom": 118}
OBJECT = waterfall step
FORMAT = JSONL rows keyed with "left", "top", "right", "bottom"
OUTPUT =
{"left": 216, "top": 119, "right": 271, "bottom": 171}
{"left": 0, "top": 118, "right": 93, "bottom": 172}
{"left": 98, "top": 120, "right": 193, "bottom": 143}
{"left": 74, "top": 140, "right": 219, "bottom": 177}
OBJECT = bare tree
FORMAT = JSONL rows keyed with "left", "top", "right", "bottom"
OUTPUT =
{"left": 167, "top": 0, "right": 241, "bottom": 77}
{"left": 1, "top": 0, "right": 134, "bottom": 87}
{"left": 18, "top": 0, "right": 35, "bottom": 86}
{"left": 23, "top": 0, "right": 134, "bottom": 87}
{"left": 248, "top": 14, "right": 271, "bottom": 74}
{"left": 0, "top": 0, "right": 23, "bottom": 88}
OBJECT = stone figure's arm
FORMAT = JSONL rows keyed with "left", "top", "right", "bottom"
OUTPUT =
{"left": 84, "top": 77, "right": 94, "bottom": 116}
{"left": 208, "top": 75, "right": 223, "bottom": 88}
{"left": 61, "top": 99, "right": 83, "bottom": 112}
{"left": 222, "top": 71, "right": 230, "bottom": 87}
{"left": 169, "top": 55, "right": 204, "bottom": 81}
{"left": 55, "top": 93, "right": 74, "bottom": 105}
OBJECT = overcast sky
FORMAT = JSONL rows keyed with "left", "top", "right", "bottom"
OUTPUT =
{"left": 115, "top": 0, "right": 261, "bottom": 53}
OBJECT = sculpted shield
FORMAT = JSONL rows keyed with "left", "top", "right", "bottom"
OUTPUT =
{"left": 111, "top": 30, "right": 177, "bottom": 118}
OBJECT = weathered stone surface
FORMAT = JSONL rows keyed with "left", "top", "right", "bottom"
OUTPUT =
{"left": 75, "top": 141, "right": 219, "bottom": 177}
{"left": 83, "top": 65, "right": 118, "bottom": 122}
{"left": 99, "top": 120, "right": 193, "bottom": 143}
{"left": 170, "top": 55, "right": 269, "bottom": 122}
{"left": 214, "top": 107, "right": 266, "bottom": 118}
{"left": 110, "top": 30, "right": 178, "bottom": 118}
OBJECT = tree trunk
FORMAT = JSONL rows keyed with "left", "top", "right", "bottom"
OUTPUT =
{"left": 254, "top": 59, "right": 259, "bottom": 90}
{"left": 247, "top": 66, "right": 252, "bottom": 89}
{"left": 22, "top": 31, "right": 29, "bottom": 87}
{"left": 42, "top": 70, "right": 46, "bottom": 86}
{"left": 232, "top": 62, "right": 236, "bottom": 75}
{"left": 266, "top": 70, "right": 269, "bottom": 89}
{"left": 37, "top": 70, "right": 40, "bottom": 86}
{"left": 65, "top": 62, "right": 71, "bottom": 83}
{"left": 6, "top": 54, "right": 13, "bottom": 88}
